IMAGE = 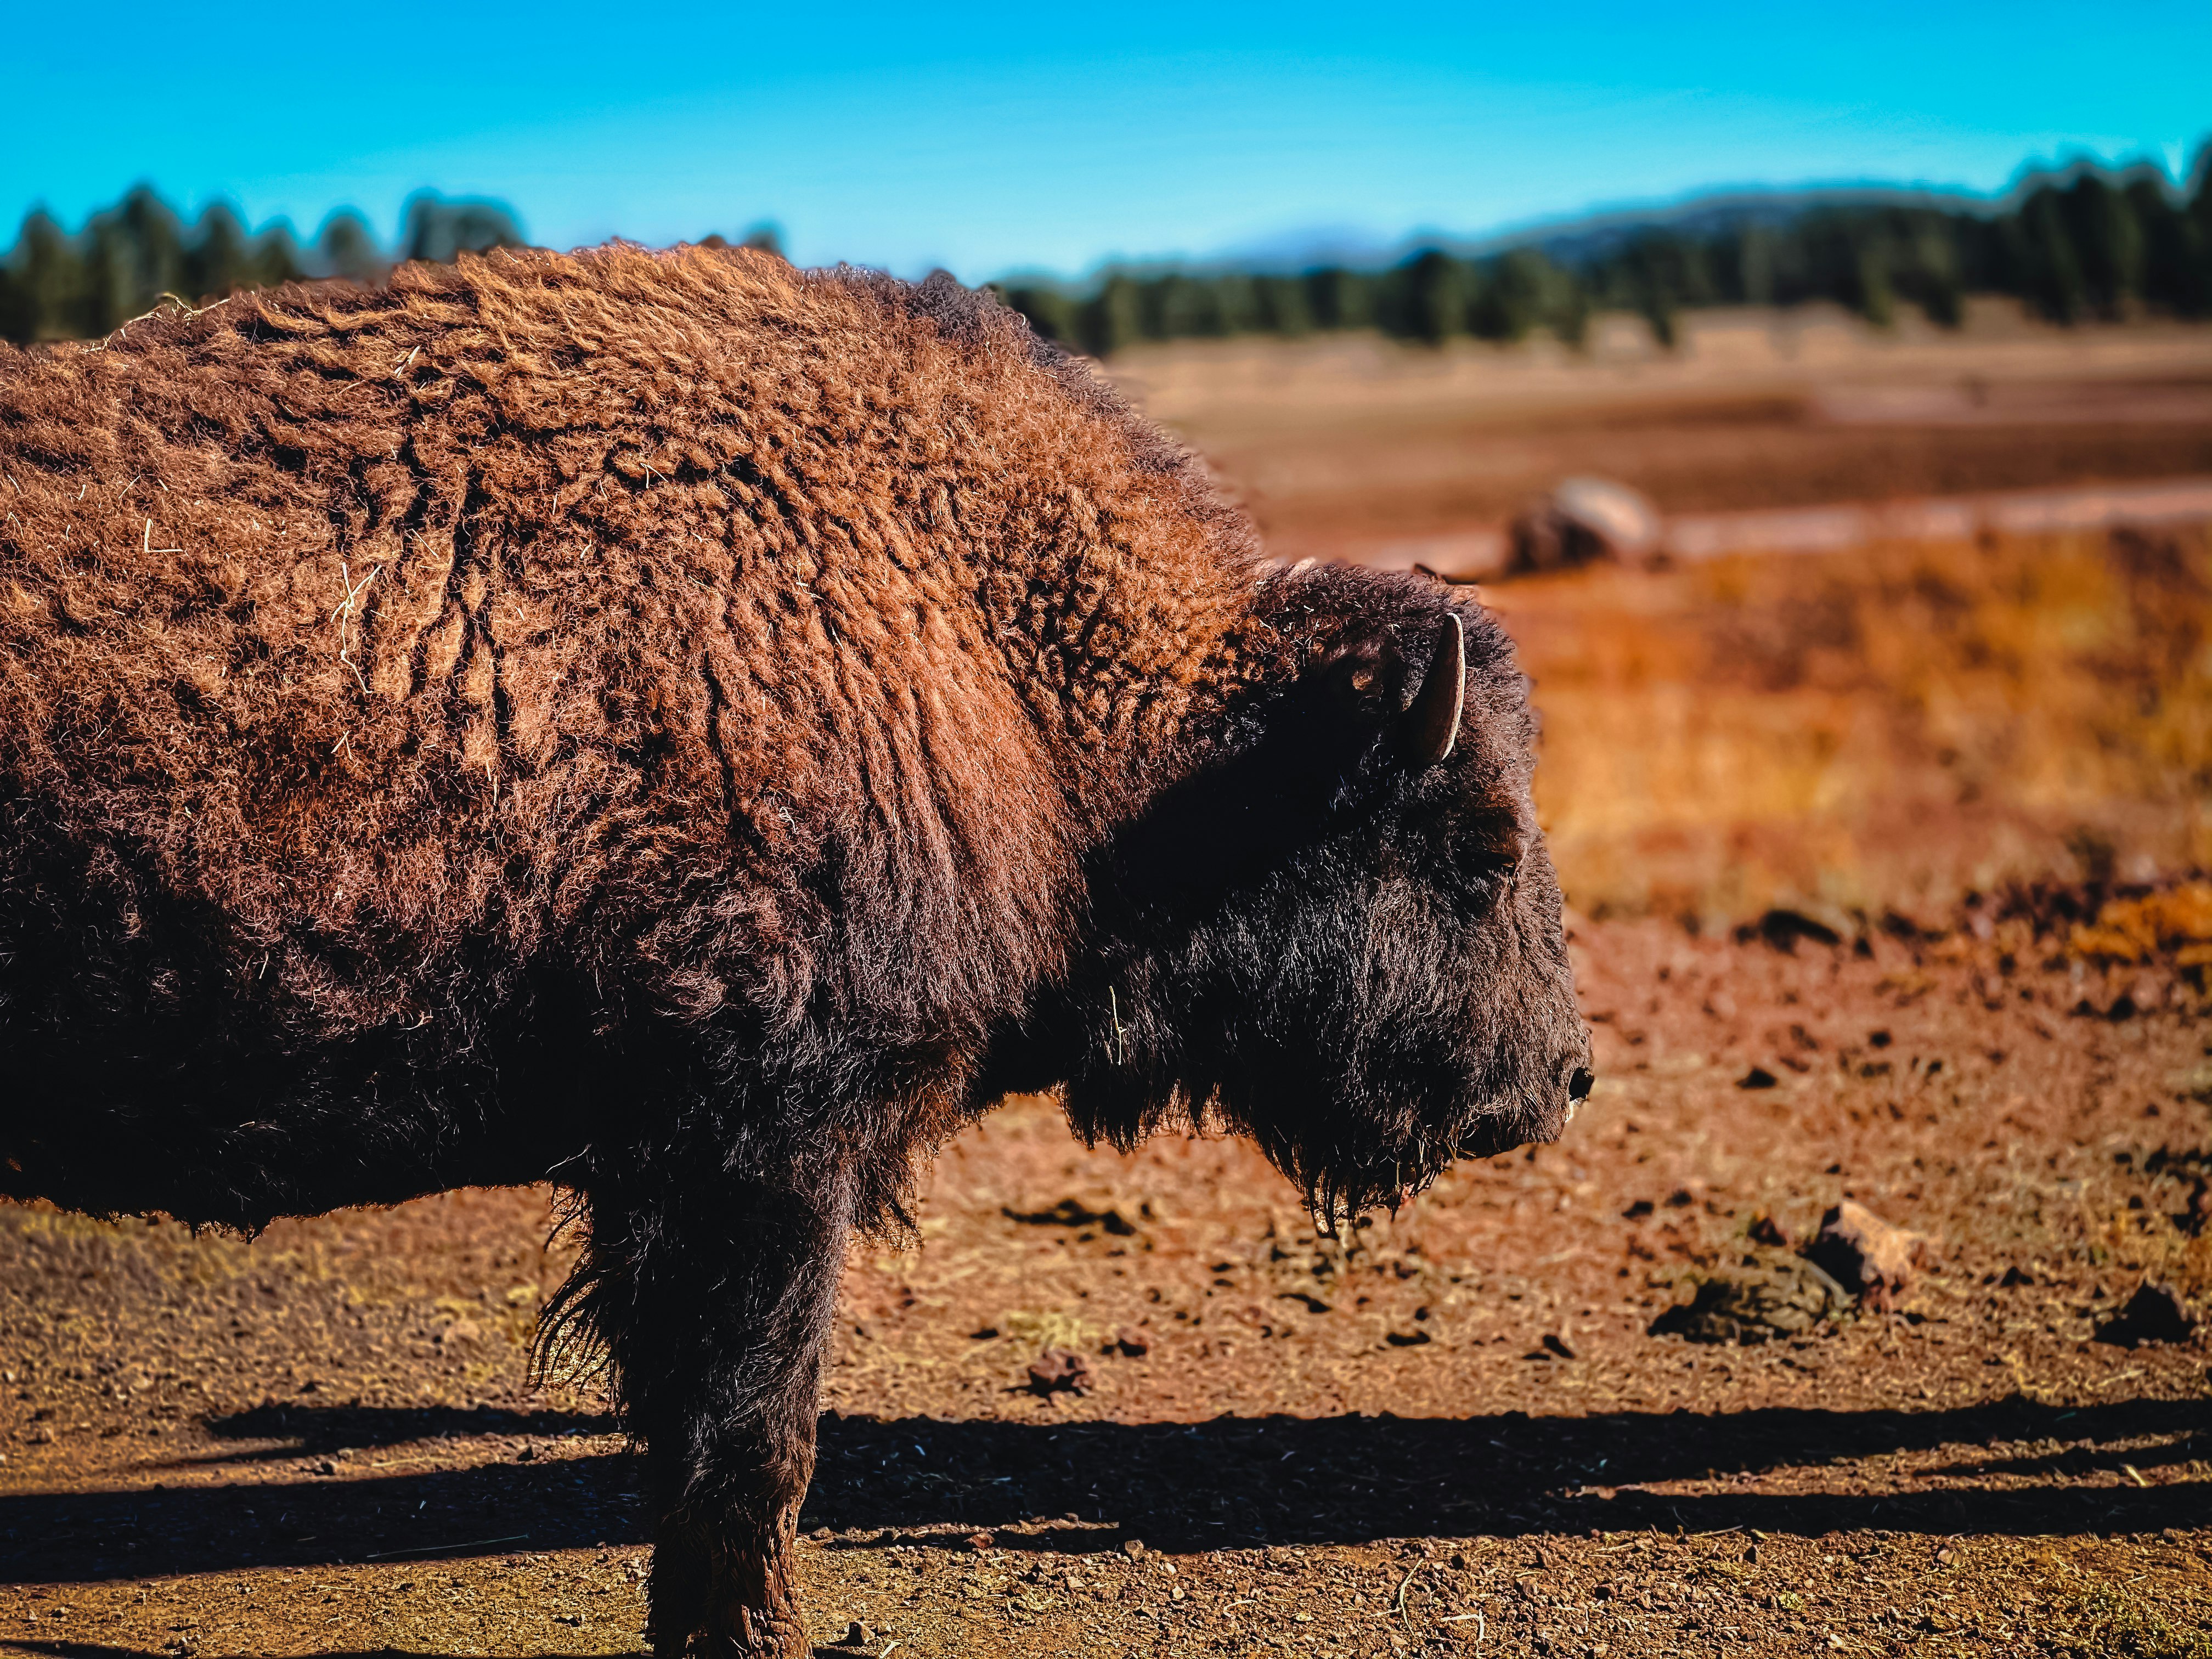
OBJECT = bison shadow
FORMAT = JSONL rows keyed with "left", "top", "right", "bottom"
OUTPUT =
{"left": 200, "top": 1401, "right": 619, "bottom": 1459}
{"left": 3, "top": 1650, "right": 620, "bottom": 1659}
{"left": 2, "top": 1395, "right": 2203, "bottom": 1586}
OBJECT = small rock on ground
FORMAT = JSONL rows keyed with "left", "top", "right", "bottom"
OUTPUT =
{"left": 1027, "top": 1346, "right": 1093, "bottom": 1394}
{"left": 1804, "top": 1200, "right": 1933, "bottom": 1311}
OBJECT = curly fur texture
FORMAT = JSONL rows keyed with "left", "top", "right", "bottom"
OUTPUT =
{"left": 0, "top": 246, "right": 1589, "bottom": 1656}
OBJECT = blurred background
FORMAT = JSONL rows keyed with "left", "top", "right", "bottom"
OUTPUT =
{"left": 7, "top": 0, "right": 2210, "bottom": 930}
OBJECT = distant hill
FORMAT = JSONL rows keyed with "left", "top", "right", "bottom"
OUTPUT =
{"left": 1212, "top": 184, "right": 1975, "bottom": 274}
{"left": 1511, "top": 186, "right": 1982, "bottom": 263}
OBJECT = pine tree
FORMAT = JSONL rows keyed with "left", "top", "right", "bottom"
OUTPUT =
{"left": 252, "top": 222, "right": 304, "bottom": 292}
{"left": 185, "top": 203, "right": 256, "bottom": 304}
{"left": 2122, "top": 176, "right": 2203, "bottom": 315}
{"left": 312, "top": 211, "right": 380, "bottom": 285}
{"left": 1896, "top": 215, "right": 1965, "bottom": 326}
{"left": 13, "top": 210, "right": 86, "bottom": 341}
{"left": 997, "top": 282, "right": 1077, "bottom": 346}
{"left": 1468, "top": 248, "right": 1559, "bottom": 342}
{"left": 1613, "top": 233, "right": 1684, "bottom": 348}
{"left": 314, "top": 210, "right": 385, "bottom": 284}
{"left": 1209, "top": 272, "right": 1262, "bottom": 336}
{"left": 1840, "top": 220, "right": 1897, "bottom": 328}
{"left": 1401, "top": 249, "right": 1466, "bottom": 345}
{"left": 0, "top": 262, "right": 24, "bottom": 343}
{"left": 118, "top": 185, "right": 187, "bottom": 311}
{"left": 2015, "top": 185, "right": 2089, "bottom": 321}
{"left": 1735, "top": 224, "right": 1778, "bottom": 306}
{"left": 1548, "top": 272, "right": 1592, "bottom": 347}
{"left": 1148, "top": 272, "right": 1220, "bottom": 338}
{"left": 401, "top": 192, "right": 525, "bottom": 264}
{"left": 1252, "top": 274, "right": 1313, "bottom": 337}
{"left": 1077, "top": 273, "right": 1144, "bottom": 357}
{"left": 79, "top": 216, "right": 138, "bottom": 336}
{"left": 1303, "top": 267, "right": 1372, "bottom": 331}
{"left": 2056, "top": 173, "right": 2144, "bottom": 317}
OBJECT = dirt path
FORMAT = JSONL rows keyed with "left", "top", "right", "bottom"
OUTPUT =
{"left": 4, "top": 917, "right": 2207, "bottom": 1658}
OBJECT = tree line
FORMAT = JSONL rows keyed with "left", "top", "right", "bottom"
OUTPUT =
{"left": 5, "top": 145, "right": 2209, "bottom": 352}
{"left": 996, "top": 145, "right": 2212, "bottom": 354}
{"left": 0, "top": 189, "right": 528, "bottom": 343}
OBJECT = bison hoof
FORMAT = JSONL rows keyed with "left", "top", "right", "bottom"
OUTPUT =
{"left": 697, "top": 1601, "right": 805, "bottom": 1658}
{"left": 698, "top": 1561, "right": 806, "bottom": 1659}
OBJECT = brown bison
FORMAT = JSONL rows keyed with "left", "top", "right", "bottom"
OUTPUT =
{"left": 0, "top": 246, "right": 1591, "bottom": 1655}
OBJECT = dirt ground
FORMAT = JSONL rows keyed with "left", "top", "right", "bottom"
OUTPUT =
{"left": 4, "top": 914, "right": 2209, "bottom": 1657}
{"left": 5, "top": 313, "right": 2212, "bottom": 1658}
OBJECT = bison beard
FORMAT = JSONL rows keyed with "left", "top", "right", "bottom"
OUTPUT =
{"left": 0, "top": 246, "right": 1591, "bottom": 1655}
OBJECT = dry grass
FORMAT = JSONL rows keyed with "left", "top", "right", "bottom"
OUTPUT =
{"left": 1115, "top": 312, "right": 2212, "bottom": 926}
{"left": 1492, "top": 524, "right": 2212, "bottom": 924}
{"left": 2057, "top": 1583, "right": 2212, "bottom": 1659}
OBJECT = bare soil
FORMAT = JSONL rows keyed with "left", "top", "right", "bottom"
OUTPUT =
{"left": 4, "top": 915, "right": 2209, "bottom": 1658}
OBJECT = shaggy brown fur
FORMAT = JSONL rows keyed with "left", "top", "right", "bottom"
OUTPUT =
{"left": 0, "top": 246, "right": 1589, "bottom": 1656}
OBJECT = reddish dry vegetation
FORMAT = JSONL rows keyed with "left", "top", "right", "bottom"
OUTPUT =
{"left": 7, "top": 322, "right": 2212, "bottom": 1658}
{"left": 1505, "top": 523, "right": 2212, "bottom": 928}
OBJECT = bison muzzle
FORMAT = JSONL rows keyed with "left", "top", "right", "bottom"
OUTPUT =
{"left": 0, "top": 246, "right": 1591, "bottom": 1655}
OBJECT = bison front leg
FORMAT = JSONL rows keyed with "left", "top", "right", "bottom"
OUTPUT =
{"left": 577, "top": 1167, "right": 854, "bottom": 1658}
{"left": 652, "top": 1494, "right": 805, "bottom": 1659}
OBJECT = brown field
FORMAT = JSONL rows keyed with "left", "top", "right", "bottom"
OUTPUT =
{"left": 1111, "top": 302, "right": 2212, "bottom": 566}
{"left": 5, "top": 311, "right": 2212, "bottom": 1659}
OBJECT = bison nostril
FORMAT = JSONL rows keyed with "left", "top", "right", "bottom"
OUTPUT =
{"left": 1568, "top": 1066, "right": 1594, "bottom": 1103}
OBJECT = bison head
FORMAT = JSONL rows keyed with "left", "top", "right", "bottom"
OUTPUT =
{"left": 1045, "top": 563, "right": 1592, "bottom": 1222}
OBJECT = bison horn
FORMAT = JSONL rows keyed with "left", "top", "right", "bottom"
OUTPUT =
{"left": 1403, "top": 613, "right": 1465, "bottom": 765}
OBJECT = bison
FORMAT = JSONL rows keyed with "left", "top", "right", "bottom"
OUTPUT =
{"left": 0, "top": 246, "right": 1592, "bottom": 1655}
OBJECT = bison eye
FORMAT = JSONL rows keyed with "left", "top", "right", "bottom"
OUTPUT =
{"left": 1453, "top": 808, "right": 1523, "bottom": 869}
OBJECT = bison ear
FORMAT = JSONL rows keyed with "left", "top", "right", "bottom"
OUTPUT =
{"left": 1401, "top": 613, "right": 1465, "bottom": 766}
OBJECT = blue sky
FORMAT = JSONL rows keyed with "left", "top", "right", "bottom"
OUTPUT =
{"left": 6, "top": 2, "right": 2207, "bottom": 283}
